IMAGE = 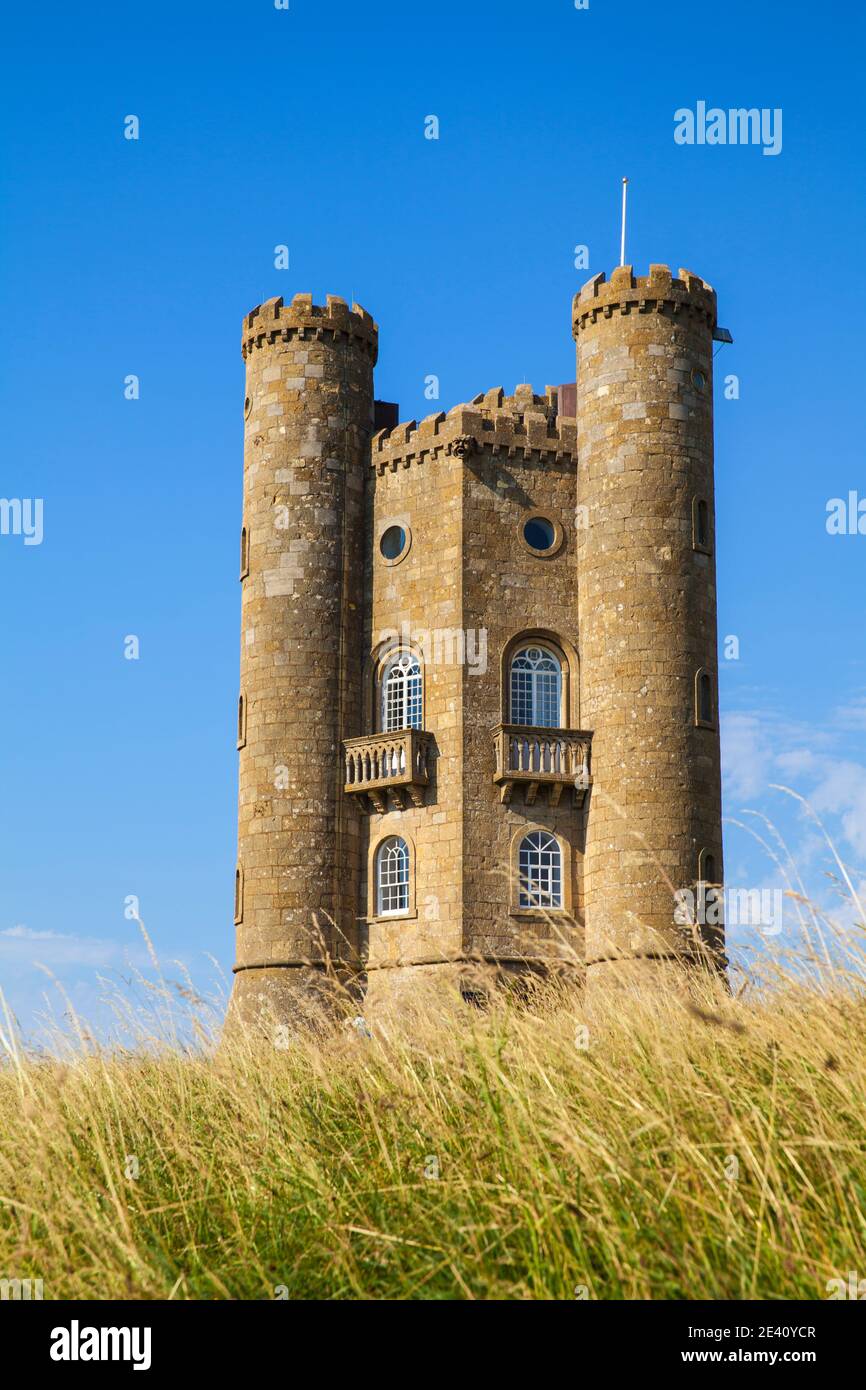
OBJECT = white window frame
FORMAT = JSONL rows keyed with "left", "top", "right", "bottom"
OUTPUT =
{"left": 376, "top": 836, "right": 410, "bottom": 916}
{"left": 510, "top": 645, "right": 563, "bottom": 728}
{"left": 518, "top": 830, "right": 563, "bottom": 909}
{"left": 381, "top": 652, "right": 423, "bottom": 732}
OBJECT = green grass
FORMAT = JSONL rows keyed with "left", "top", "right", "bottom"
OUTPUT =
{"left": 2, "top": 945, "right": 866, "bottom": 1300}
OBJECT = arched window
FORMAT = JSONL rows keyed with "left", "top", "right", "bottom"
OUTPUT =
{"left": 381, "top": 652, "right": 422, "bottom": 731}
{"left": 696, "top": 669, "right": 714, "bottom": 726}
{"left": 510, "top": 645, "right": 562, "bottom": 727}
{"left": 699, "top": 850, "right": 717, "bottom": 884}
{"left": 697, "top": 848, "right": 722, "bottom": 927}
{"left": 376, "top": 836, "right": 410, "bottom": 916}
{"left": 518, "top": 830, "right": 562, "bottom": 909}
{"left": 692, "top": 496, "right": 712, "bottom": 552}
{"left": 234, "top": 865, "right": 244, "bottom": 924}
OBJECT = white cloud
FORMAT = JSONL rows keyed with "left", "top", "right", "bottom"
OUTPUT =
{"left": 775, "top": 748, "right": 820, "bottom": 778}
{"left": 722, "top": 701, "right": 866, "bottom": 896}
{"left": 721, "top": 711, "right": 775, "bottom": 800}
{"left": 0, "top": 926, "right": 149, "bottom": 970}
{"left": 833, "top": 693, "right": 866, "bottom": 731}
{"left": 2, "top": 925, "right": 68, "bottom": 940}
{"left": 808, "top": 760, "right": 866, "bottom": 861}
{"left": 721, "top": 710, "right": 818, "bottom": 802}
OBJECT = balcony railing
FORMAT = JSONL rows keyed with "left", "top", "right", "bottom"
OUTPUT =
{"left": 492, "top": 723, "right": 592, "bottom": 806}
{"left": 343, "top": 728, "right": 432, "bottom": 812}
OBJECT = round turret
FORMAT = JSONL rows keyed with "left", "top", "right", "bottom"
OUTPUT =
{"left": 230, "top": 293, "right": 377, "bottom": 1032}
{"left": 573, "top": 265, "right": 725, "bottom": 994}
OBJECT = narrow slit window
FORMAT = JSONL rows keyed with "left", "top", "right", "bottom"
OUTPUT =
{"left": 237, "top": 693, "right": 247, "bottom": 748}
{"left": 693, "top": 497, "right": 711, "bottom": 551}
{"left": 240, "top": 526, "right": 249, "bottom": 579}
{"left": 234, "top": 865, "right": 244, "bottom": 924}
{"left": 698, "top": 849, "right": 717, "bottom": 884}
{"left": 697, "top": 849, "right": 722, "bottom": 926}
{"left": 696, "top": 670, "right": 714, "bottom": 726}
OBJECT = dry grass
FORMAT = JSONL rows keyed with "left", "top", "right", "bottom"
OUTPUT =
{"left": 2, "top": 924, "right": 866, "bottom": 1300}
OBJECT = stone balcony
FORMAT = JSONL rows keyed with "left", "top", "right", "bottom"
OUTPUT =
{"left": 492, "top": 723, "right": 592, "bottom": 806}
{"left": 343, "top": 729, "right": 432, "bottom": 813}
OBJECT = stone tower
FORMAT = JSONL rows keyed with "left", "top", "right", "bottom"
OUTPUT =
{"left": 228, "top": 265, "right": 726, "bottom": 1032}
{"left": 573, "top": 266, "right": 724, "bottom": 995}
{"left": 362, "top": 389, "right": 584, "bottom": 1013}
{"left": 231, "top": 294, "right": 377, "bottom": 1028}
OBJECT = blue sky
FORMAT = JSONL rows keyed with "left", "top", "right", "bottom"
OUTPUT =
{"left": 1, "top": 0, "right": 864, "bottom": 1041}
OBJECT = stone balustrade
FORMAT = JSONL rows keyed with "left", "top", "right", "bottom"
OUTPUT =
{"left": 343, "top": 729, "right": 432, "bottom": 812}
{"left": 492, "top": 723, "right": 592, "bottom": 806}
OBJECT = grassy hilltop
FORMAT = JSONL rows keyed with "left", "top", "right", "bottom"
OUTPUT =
{"left": 2, "top": 935, "right": 866, "bottom": 1301}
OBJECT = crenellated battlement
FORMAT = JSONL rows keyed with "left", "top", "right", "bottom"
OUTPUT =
{"left": 370, "top": 383, "right": 577, "bottom": 474}
{"left": 242, "top": 293, "right": 378, "bottom": 362}
{"left": 572, "top": 264, "right": 717, "bottom": 337}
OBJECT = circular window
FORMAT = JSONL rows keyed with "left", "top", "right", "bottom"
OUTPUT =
{"left": 522, "top": 515, "right": 560, "bottom": 555}
{"left": 690, "top": 368, "right": 706, "bottom": 391}
{"left": 244, "top": 395, "right": 252, "bottom": 419}
{"left": 379, "top": 524, "right": 409, "bottom": 563}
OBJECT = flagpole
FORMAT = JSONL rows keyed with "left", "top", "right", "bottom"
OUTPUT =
{"left": 620, "top": 177, "right": 628, "bottom": 266}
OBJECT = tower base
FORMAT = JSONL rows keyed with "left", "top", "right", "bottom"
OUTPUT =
{"left": 225, "top": 965, "right": 358, "bottom": 1044}
{"left": 363, "top": 957, "right": 581, "bottom": 1020}
{"left": 584, "top": 951, "right": 727, "bottom": 1016}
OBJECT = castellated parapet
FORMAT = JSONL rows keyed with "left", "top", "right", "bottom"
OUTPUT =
{"left": 228, "top": 267, "right": 727, "bottom": 1032}
{"left": 371, "top": 386, "right": 576, "bottom": 475}
{"left": 572, "top": 264, "right": 716, "bottom": 332}
{"left": 241, "top": 292, "right": 378, "bottom": 361}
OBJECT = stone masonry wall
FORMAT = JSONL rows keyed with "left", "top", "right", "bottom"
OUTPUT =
{"left": 363, "top": 389, "right": 584, "bottom": 994}
{"left": 362, "top": 412, "right": 466, "bottom": 1005}
{"left": 231, "top": 294, "right": 376, "bottom": 1028}
{"left": 574, "top": 265, "right": 724, "bottom": 990}
{"left": 458, "top": 388, "right": 584, "bottom": 970}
